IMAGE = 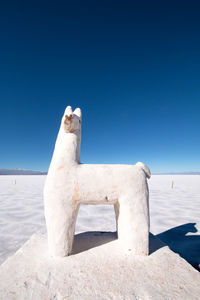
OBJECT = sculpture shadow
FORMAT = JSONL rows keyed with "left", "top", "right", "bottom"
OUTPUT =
{"left": 155, "top": 223, "right": 200, "bottom": 272}
{"left": 72, "top": 231, "right": 117, "bottom": 255}
{"left": 72, "top": 231, "right": 164, "bottom": 256}
{"left": 72, "top": 225, "right": 200, "bottom": 272}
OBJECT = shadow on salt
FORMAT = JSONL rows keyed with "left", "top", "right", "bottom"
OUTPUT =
{"left": 72, "top": 223, "right": 200, "bottom": 272}
{"left": 156, "top": 222, "right": 200, "bottom": 272}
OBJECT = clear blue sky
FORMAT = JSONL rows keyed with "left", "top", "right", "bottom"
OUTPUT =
{"left": 0, "top": 1, "right": 200, "bottom": 173}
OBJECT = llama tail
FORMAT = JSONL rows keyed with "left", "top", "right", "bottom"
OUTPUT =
{"left": 136, "top": 162, "right": 151, "bottom": 179}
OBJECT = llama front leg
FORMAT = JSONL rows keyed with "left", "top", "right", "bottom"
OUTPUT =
{"left": 45, "top": 202, "right": 80, "bottom": 257}
{"left": 117, "top": 193, "right": 149, "bottom": 255}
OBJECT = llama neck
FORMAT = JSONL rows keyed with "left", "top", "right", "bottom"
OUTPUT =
{"left": 51, "top": 128, "right": 81, "bottom": 169}
{"left": 75, "top": 131, "right": 81, "bottom": 164}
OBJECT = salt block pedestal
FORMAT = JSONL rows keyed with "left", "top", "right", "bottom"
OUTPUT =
{"left": 0, "top": 233, "right": 200, "bottom": 300}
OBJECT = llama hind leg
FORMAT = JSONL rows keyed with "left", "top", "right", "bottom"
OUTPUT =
{"left": 114, "top": 202, "right": 119, "bottom": 234}
{"left": 46, "top": 203, "right": 80, "bottom": 257}
{"left": 117, "top": 194, "right": 149, "bottom": 255}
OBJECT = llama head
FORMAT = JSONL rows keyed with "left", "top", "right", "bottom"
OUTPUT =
{"left": 63, "top": 106, "right": 81, "bottom": 133}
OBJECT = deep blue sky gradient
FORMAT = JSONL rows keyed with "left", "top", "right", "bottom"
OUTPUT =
{"left": 0, "top": 1, "right": 200, "bottom": 172}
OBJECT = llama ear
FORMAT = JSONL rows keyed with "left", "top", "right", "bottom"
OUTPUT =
{"left": 65, "top": 106, "right": 73, "bottom": 116}
{"left": 73, "top": 108, "right": 81, "bottom": 118}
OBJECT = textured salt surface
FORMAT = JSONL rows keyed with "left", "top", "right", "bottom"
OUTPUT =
{"left": 1, "top": 234, "right": 200, "bottom": 300}
{"left": 0, "top": 175, "right": 199, "bottom": 269}
{"left": 149, "top": 175, "right": 200, "bottom": 235}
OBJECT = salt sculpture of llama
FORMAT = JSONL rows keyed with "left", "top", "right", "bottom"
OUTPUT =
{"left": 44, "top": 106, "right": 151, "bottom": 257}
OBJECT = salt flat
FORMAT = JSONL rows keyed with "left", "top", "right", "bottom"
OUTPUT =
{"left": 0, "top": 175, "right": 199, "bottom": 270}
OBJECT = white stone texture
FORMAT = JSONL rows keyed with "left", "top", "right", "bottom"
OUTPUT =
{"left": 0, "top": 233, "right": 199, "bottom": 300}
{"left": 44, "top": 106, "right": 151, "bottom": 257}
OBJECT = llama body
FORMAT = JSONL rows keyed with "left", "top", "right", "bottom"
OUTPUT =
{"left": 44, "top": 106, "right": 151, "bottom": 257}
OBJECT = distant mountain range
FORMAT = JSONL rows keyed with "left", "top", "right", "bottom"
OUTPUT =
{"left": 0, "top": 168, "right": 199, "bottom": 176}
{"left": 153, "top": 172, "right": 200, "bottom": 175}
{"left": 0, "top": 168, "right": 47, "bottom": 175}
